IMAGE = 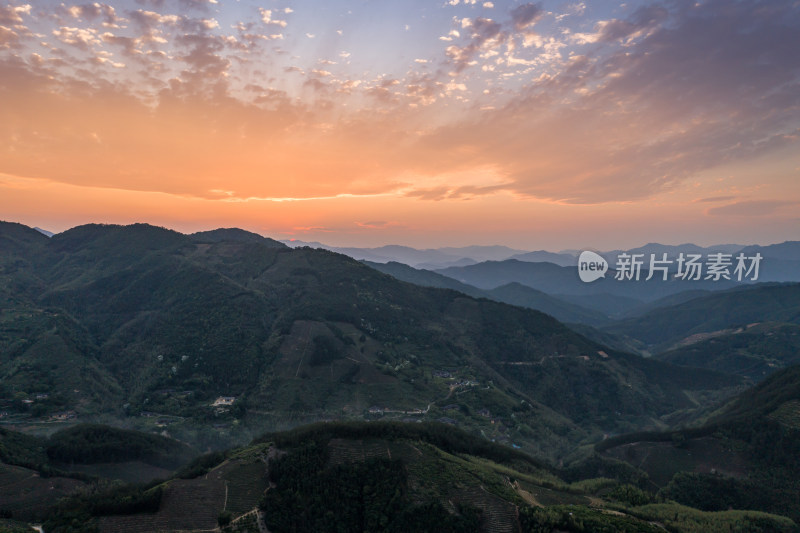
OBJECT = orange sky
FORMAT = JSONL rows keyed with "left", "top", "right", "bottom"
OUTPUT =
{"left": 1, "top": 0, "right": 799, "bottom": 249}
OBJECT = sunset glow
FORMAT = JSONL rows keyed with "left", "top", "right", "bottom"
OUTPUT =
{"left": 1, "top": 0, "right": 799, "bottom": 248}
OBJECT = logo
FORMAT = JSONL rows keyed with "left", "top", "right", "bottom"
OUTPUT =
{"left": 578, "top": 251, "right": 608, "bottom": 283}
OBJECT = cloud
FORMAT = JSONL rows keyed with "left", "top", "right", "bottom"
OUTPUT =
{"left": 259, "top": 8, "right": 287, "bottom": 28}
{"left": 707, "top": 200, "right": 797, "bottom": 216}
{"left": 356, "top": 220, "right": 399, "bottom": 229}
{"left": 404, "top": 186, "right": 451, "bottom": 201}
{"left": 177, "top": 0, "right": 217, "bottom": 9}
{"left": 403, "top": 182, "right": 505, "bottom": 201}
{"left": 174, "top": 32, "right": 231, "bottom": 84}
{"left": 596, "top": 4, "right": 667, "bottom": 43}
{"left": 445, "top": 17, "right": 507, "bottom": 72}
{"left": 66, "top": 3, "right": 123, "bottom": 27}
{"left": 510, "top": 3, "right": 543, "bottom": 31}
{"left": 694, "top": 195, "right": 738, "bottom": 203}
{"left": 100, "top": 32, "right": 139, "bottom": 56}
{"left": 53, "top": 26, "right": 102, "bottom": 50}
{"left": 129, "top": 9, "right": 181, "bottom": 28}
{"left": 0, "top": 4, "right": 31, "bottom": 25}
{"left": 422, "top": 0, "right": 800, "bottom": 203}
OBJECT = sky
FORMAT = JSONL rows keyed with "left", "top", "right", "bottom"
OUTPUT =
{"left": 1, "top": 0, "right": 799, "bottom": 249}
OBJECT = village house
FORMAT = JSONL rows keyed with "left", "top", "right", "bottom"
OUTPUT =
{"left": 212, "top": 396, "right": 236, "bottom": 406}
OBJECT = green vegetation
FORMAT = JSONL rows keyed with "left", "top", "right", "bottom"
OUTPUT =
{"left": 595, "top": 365, "right": 800, "bottom": 523}
{"left": 656, "top": 322, "right": 800, "bottom": 381}
{"left": 0, "top": 520, "right": 36, "bottom": 533}
{"left": 712, "top": 363, "right": 800, "bottom": 424}
{"left": 2, "top": 419, "right": 796, "bottom": 532}
{"left": 604, "top": 283, "right": 800, "bottom": 353}
{"left": 0, "top": 428, "right": 48, "bottom": 471}
{"left": 2, "top": 222, "right": 800, "bottom": 531}
{"left": 262, "top": 443, "right": 481, "bottom": 532}
{"left": 0, "top": 220, "right": 748, "bottom": 462}
{"left": 45, "top": 424, "right": 193, "bottom": 468}
{"left": 258, "top": 421, "right": 550, "bottom": 474}
{"left": 624, "top": 503, "right": 797, "bottom": 533}
{"left": 520, "top": 505, "right": 663, "bottom": 532}
{"left": 174, "top": 450, "right": 228, "bottom": 479}
{"left": 42, "top": 481, "right": 163, "bottom": 533}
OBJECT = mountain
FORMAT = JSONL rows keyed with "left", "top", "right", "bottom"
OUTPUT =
{"left": 415, "top": 256, "right": 478, "bottom": 270}
{"left": 551, "top": 292, "right": 646, "bottom": 318}
{"left": 0, "top": 221, "right": 744, "bottom": 460}
{"left": 709, "top": 363, "right": 800, "bottom": 426}
{"left": 619, "top": 242, "right": 744, "bottom": 260}
{"left": 485, "top": 283, "right": 612, "bottom": 327}
{"left": 283, "top": 242, "right": 526, "bottom": 269}
{"left": 191, "top": 228, "right": 287, "bottom": 247}
{"left": 436, "top": 260, "right": 576, "bottom": 291}
{"left": 618, "top": 289, "right": 713, "bottom": 319}
{"left": 0, "top": 221, "right": 49, "bottom": 257}
{"left": 603, "top": 283, "right": 800, "bottom": 354}
{"left": 742, "top": 241, "right": 800, "bottom": 260}
{"left": 27, "top": 421, "right": 798, "bottom": 533}
{"left": 510, "top": 250, "right": 576, "bottom": 267}
{"left": 329, "top": 244, "right": 467, "bottom": 266}
{"left": 435, "top": 245, "right": 527, "bottom": 263}
{"left": 434, "top": 259, "right": 741, "bottom": 304}
{"left": 735, "top": 241, "right": 800, "bottom": 282}
{"left": 281, "top": 239, "right": 800, "bottom": 284}
{"left": 611, "top": 242, "right": 800, "bottom": 283}
{"left": 0, "top": 424, "right": 194, "bottom": 522}
{"left": 361, "top": 260, "right": 486, "bottom": 298}
{"left": 362, "top": 261, "right": 610, "bottom": 326}
{"left": 595, "top": 364, "right": 800, "bottom": 524}
{"left": 654, "top": 323, "right": 800, "bottom": 382}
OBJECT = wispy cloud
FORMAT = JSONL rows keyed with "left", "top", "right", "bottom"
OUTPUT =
{"left": 707, "top": 200, "right": 797, "bottom": 216}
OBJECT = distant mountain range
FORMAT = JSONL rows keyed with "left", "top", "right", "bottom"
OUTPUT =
{"left": 366, "top": 255, "right": 800, "bottom": 366}
{"left": 281, "top": 240, "right": 529, "bottom": 269}
{"left": 32, "top": 226, "right": 800, "bottom": 279}
{"left": 280, "top": 238, "right": 800, "bottom": 277}
{"left": 364, "top": 261, "right": 612, "bottom": 327}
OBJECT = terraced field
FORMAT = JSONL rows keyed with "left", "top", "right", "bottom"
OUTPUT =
{"left": 222, "top": 510, "right": 261, "bottom": 533}
{"left": 51, "top": 460, "right": 173, "bottom": 484}
{"left": 770, "top": 399, "right": 800, "bottom": 429}
{"left": 327, "top": 437, "right": 399, "bottom": 464}
{"left": 0, "top": 463, "right": 87, "bottom": 521}
{"left": 220, "top": 460, "right": 269, "bottom": 516}
{"left": 449, "top": 484, "right": 519, "bottom": 533}
{"left": 602, "top": 437, "right": 750, "bottom": 487}
{"left": 90, "top": 453, "right": 269, "bottom": 533}
{"left": 327, "top": 437, "right": 524, "bottom": 531}
{"left": 97, "top": 477, "right": 226, "bottom": 533}
{"left": 515, "top": 479, "right": 590, "bottom": 506}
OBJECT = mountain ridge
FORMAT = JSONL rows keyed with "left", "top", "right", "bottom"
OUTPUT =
{"left": 0, "top": 221, "right": 744, "bottom": 460}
